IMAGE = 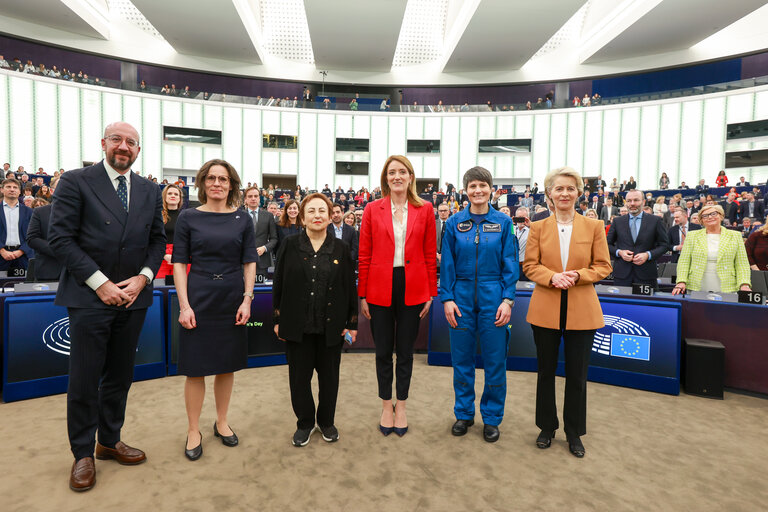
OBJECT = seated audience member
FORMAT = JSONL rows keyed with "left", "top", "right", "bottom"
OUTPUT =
{"left": 679, "top": 181, "right": 689, "bottom": 189}
{"left": 653, "top": 196, "right": 668, "bottom": 215}
{"left": 739, "top": 193, "right": 764, "bottom": 221}
{"left": 721, "top": 193, "right": 739, "bottom": 225}
{"left": 0, "top": 178, "right": 34, "bottom": 272}
{"left": 746, "top": 221, "right": 768, "bottom": 270}
{"left": 690, "top": 212, "right": 700, "bottom": 225}
{"left": 673, "top": 204, "right": 751, "bottom": 295}
{"left": 737, "top": 176, "right": 750, "bottom": 187}
{"left": 585, "top": 209, "right": 598, "bottom": 219}
{"left": 599, "top": 197, "right": 619, "bottom": 225}
{"left": 514, "top": 207, "right": 530, "bottom": 281}
{"left": 499, "top": 206, "right": 511, "bottom": 217}
{"left": 25, "top": 187, "right": 62, "bottom": 281}
{"left": 276, "top": 199, "right": 303, "bottom": 252}
{"left": 695, "top": 179, "right": 709, "bottom": 195}
{"left": 668, "top": 210, "right": 701, "bottom": 263}
{"left": 327, "top": 203, "right": 358, "bottom": 262}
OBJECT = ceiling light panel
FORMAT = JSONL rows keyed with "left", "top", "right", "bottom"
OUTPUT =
{"left": 107, "top": 0, "right": 166, "bottom": 41}
{"left": 530, "top": 0, "right": 592, "bottom": 61}
{"left": 392, "top": 0, "right": 448, "bottom": 68}
{"left": 259, "top": 0, "right": 314, "bottom": 64}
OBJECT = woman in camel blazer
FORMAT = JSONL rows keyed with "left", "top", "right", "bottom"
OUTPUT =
{"left": 523, "top": 166, "right": 612, "bottom": 458}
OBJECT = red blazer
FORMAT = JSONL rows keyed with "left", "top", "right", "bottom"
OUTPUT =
{"left": 358, "top": 197, "right": 438, "bottom": 307}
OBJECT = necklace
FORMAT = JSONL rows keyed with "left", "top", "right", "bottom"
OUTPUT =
{"left": 556, "top": 217, "right": 574, "bottom": 232}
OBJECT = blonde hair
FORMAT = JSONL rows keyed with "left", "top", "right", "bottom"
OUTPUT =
{"left": 379, "top": 155, "right": 424, "bottom": 207}
{"left": 544, "top": 166, "right": 583, "bottom": 198}
{"left": 698, "top": 204, "right": 725, "bottom": 219}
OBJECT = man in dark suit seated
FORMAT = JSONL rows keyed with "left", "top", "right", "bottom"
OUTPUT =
{"left": 25, "top": 182, "right": 63, "bottom": 281}
{"left": 668, "top": 210, "right": 701, "bottom": 263}
{"left": 720, "top": 192, "right": 739, "bottom": 225}
{"left": 328, "top": 203, "right": 358, "bottom": 261}
{"left": 0, "top": 177, "right": 34, "bottom": 274}
{"left": 49, "top": 122, "right": 165, "bottom": 492}
{"left": 738, "top": 193, "right": 764, "bottom": 222}
{"left": 607, "top": 189, "right": 669, "bottom": 287}
{"left": 243, "top": 186, "right": 278, "bottom": 274}
{"left": 599, "top": 197, "right": 619, "bottom": 225}
{"left": 695, "top": 179, "right": 709, "bottom": 196}
{"left": 736, "top": 176, "right": 750, "bottom": 187}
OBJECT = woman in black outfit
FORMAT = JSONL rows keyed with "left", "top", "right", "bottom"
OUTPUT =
{"left": 173, "top": 159, "right": 258, "bottom": 461}
{"left": 273, "top": 193, "right": 358, "bottom": 447}
{"left": 276, "top": 198, "right": 303, "bottom": 250}
{"left": 156, "top": 184, "right": 183, "bottom": 280}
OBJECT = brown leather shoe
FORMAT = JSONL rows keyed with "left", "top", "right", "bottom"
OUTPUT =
{"left": 95, "top": 441, "right": 147, "bottom": 465}
{"left": 69, "top": 457, "right": 95, "bottom": 492}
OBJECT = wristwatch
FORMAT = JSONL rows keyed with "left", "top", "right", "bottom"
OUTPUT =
{"left": 502, "top": 298, "right": 514, "bottom": 307}
{"left": 243, "top": 291, "right": 254, "bottom": 299}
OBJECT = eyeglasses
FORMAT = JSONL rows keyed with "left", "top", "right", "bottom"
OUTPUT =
{"left": 105, "top": 135, "right": 139, "bottom": 148}
{"left": 700, "top": 212, "right": 720, "bottom": 219}
{"left": 205, "top": 175, "right": 230, "bottom": 184}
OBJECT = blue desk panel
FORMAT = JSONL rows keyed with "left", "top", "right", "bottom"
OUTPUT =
{"left": 3, "top": 291, "right": 166, "bottom": 402}
{"left": 428, "top": 291, "right": 681, "bottom": 395}
{"left": 166, "top": 286, "right": 286, "bottom": 376}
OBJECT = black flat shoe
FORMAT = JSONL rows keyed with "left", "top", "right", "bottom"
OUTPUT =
{"left": 214, "top": 422, "right": 238, "bottom": 447}
{"left": 451, "top": 419, "right": 474, "bottom": 436}
{"left": 567, "top": 436, "right": 585, "bottom": 458}
{"left": 483, "top": 424, "right": 500, "bottom": 443}
{"left": 536, "top": 430, "right": 555, "bottom": 449}
{"left": 184, "top": 433, "right": 202, "bottom": 461}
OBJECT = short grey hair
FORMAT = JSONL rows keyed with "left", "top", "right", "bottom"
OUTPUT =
{"left": 516, "top": 207, "right": 529, "bottom": 217}
{"left": 462, "top": 166, "right": 493, "bottom": 190}
{"left": 543, "top": 166, "right": 583, "bottom": 197}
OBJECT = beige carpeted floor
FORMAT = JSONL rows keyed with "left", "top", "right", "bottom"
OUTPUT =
{"left": 1, "top": 353, "right": 766, "bottom": 512}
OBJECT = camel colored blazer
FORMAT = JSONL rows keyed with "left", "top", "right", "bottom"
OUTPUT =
{"left": 523, "top": 214, "right": 612, "bottom": 330}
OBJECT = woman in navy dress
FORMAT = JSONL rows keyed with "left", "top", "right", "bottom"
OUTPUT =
{"left": 173, "top": 159, "right": 257, "bottom": 461}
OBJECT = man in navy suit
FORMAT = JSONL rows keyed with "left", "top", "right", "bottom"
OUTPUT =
{"left": 607, "top": 190, "right": 669, "bottom": 287}
{"left": 0, "top": 177, "right": 34, "bottom": 273}
{"left": 668, "top": 210, "right": 701, "bottom": 263}
{"left": 25, "top": 181, "right": 62, "bottom": 281}
{"left": 328, "top": 203, "right": 358, "bottom": 261}
{"left": 49, "top": 122, "right": 165, "bottom": 492}
{"left": 738, "top": 193, "right": 764, "bottom": 222}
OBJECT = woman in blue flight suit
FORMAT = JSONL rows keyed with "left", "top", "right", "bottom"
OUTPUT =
{"left": 439, "top": 167, "right": 519, "bottom": 442}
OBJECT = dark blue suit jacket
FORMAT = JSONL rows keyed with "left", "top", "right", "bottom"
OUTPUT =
{"left": 49, "top": 161, "right": 166, "bottom": 309}
{"left": 667, "top": 222, "right": 702, "bottom": 263}
{"left": 606, "top": 213, "right": 669, "bottom": 281}
{"left": 25, "top": 203, "right": 62, "bottom": 280}
{"left": 327, "top": 223, "right": 358, "bottom": 261}
{"left": 0, "top": 200, "right": 34, "bottom": 266}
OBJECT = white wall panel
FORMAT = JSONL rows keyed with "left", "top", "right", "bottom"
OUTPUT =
{"left": 406, "top": 116, "right": 423, "bottom": 140}
{"left": 281, "top": 112, "right": 299, "bottom": 136}
{"left": 424, "top": 117, "right": 441, "bottom": 139}
{"left": 600, "top": 109, "right": 621, "bottom": 181}
{"left": 280, "top": 152, "right": 298, "bottom": 174}
{"left": 80, "top": 89, "right": 103, "bottom": 163}
{"left": 222, "top": 107, "right": 243, "bottom": 174}
{"left": 701, "top": 97, "right": 727, "bottom": 182}
{"left": 335, "top": 113, "right": 352, "bottom": 138}
{"left": 583, "top": 110, "right": 603, "bottom": 178}
{"left": 316, "top": 114, "right": 335, "bottom": 190}
{"left": 638, "top": 105, "right": 661, "bottom": 188}
{"left": 33, "top": 81, "right": 58, "bottom": 172}
{"left": 440, "top": 117, "right": 460, "bottom": 190}
{"left": 202, "top": 104, "right": 222, "bottom": 130}
{"left": 202, "top": 146, "right": 222, "bottom": 164}
{"left": 514, "top": 115, "right": 533, "bottom": 138}
{"left": 352, "top": 115, "right": 370, "bottom": 139}
{"left": 369, "top": 116, "right": 389, "bottom": 189}
{"left": 678, "top": 101, "right": 704, "bottom": 188}
{"left": 262, "top": 151, "right": 279, "bottom": 174}
{"left": 513, "top": 154, "right": 532, "bottom": 179}
{"left": 162, "top": 143, "right": 182, "bottom": 169}
{"left": 182, "top": 146, "right": 203, "bottom": 174}
{"left": 182, "top": 102, "right": 203, "bottom": 128}
{"left": 141, "top": 98, "right": 162, "bottom": 177}
{"left": 496, "top": 115, "right": 515, "bottom": 139}
{"left": 409, "top": 155, "right": 424, "bottom": 178}
{"left": 619, "top": 108, "right": 640, "bottom": 184}
{"left": 726, "top": 93, "right": 754, "bottom": 125}
{"left": 298, "top": 112, "right": 318, "bottom": 187}
{"left": 565, "top": 111, "right": 585, "bottom": 173}
{"left": 548, "top": 113, "right": 568, "bottom": 170}
{"left": 531, "top": 115, "right": 550, "bottom": 178}
{"left": 658, "top": 103, "right": 681, "bottom": 190}
{"left": 121, "top": 95, "right": 142, "bottom": 152}
{"left": 9, "top": 77, "right": 35, "bottom": 170}
{"left": 162, "top": 100, "right": 182, "bottom": 127}
{"left": 422, "top": 155, "right": 440, "bottom": 180}
{"left": 458, "top": 117, "right": 478, "bottom": 175}
{"left": 754, "top": 91, "right": 768, "bottom": 120}
{"left": 493, "top": 155, "right": 513, "bottom": 179}
{"left": 102, "top": 92, "right": 123, "bottom": 125}
{"left": 478, "top": 116, "right": 496, "bottom": 139}
{"left": 388, "top": 117, "right": 406, "bottom": 156}
{"left": 0, "top": 76, "right": 8, "bottom": 167}
{"left": 242, "top": 109, "right": 262, "bottom": 184}
{"left": 58, "top": 85, "right": 81, "bottom": 171}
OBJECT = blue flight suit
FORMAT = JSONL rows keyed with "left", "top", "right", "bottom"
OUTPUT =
{"left": 439, "top": 206, "right": 519, "bottom": 426}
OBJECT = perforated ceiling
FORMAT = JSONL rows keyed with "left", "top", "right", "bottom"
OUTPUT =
{"left": 392, "top": 0, "right": 448, "bottom": 68}
{"left": 259, "top": 0, "right": 314, "bottom": 64}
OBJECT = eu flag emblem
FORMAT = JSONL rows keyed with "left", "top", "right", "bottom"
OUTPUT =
{"left": 610, "top": 333, "right": 650, "bottom": 361}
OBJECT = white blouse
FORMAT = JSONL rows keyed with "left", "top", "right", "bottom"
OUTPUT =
{"left": 391, "top": 201, "right": 408, "bottom": 268}
{"left": 558, "top": 224, "right": 573, "bottom": 271}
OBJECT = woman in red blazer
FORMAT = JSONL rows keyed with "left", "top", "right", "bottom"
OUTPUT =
{"left": 359, "top": 155, "right": 437, "bottom": 436}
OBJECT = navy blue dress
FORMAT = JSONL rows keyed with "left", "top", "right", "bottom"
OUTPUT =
{"left": 173, "top": 208, "right": 258, "bottom": 377}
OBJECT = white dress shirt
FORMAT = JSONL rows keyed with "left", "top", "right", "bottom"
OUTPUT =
{"left": 2, "top": 201, "right": 21, "bottom": 246}
{"left": 84, "top": 160, "right": 153, "bottom": 291}
{"left": 391, "top": 201, "right": 408, "bottom": 268}
{"left": 558, "top": 224, "right": 572, "bottom": 271}
{"left": 517, "top": 226, "right": 529, "bottom": 261}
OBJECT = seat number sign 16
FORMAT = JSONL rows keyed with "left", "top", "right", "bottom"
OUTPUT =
{"left": 738, "top": 290, "right": 764, "bottom": 305}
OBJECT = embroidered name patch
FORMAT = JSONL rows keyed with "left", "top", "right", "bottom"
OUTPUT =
{"left": 483, "top": 223, "right": 501, "bottom": 232}
{"left": 457, "top": 221, "right": 473, "bottom": 232}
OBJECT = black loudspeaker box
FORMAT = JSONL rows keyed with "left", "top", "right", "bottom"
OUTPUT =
{"left": 683, "top": 338, "right": 725, "bottom": 399}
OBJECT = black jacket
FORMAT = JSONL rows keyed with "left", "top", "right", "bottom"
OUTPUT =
{"left": 326, "top": 223, "right": 359, "bottom": 261}
{"left": 25, "top": 203, "right": 63, "bottom": 280}
{"left": 606, "top": 213, "right": 669, "bottom": 281}
{"left": 273, "top": 233, "right": 357, "bottom": 346}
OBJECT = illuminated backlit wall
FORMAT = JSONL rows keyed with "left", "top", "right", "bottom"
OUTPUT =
{"left": 2, "top": 69, "right": 768, "bottom": 189}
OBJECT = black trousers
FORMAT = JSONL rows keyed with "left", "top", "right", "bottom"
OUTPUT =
{"left": 285, "top": 333, "right": 342, "bottom": 430}
{"left": 67, "top": 307, "right": 147, "bottom": 460}
{"left": 531, "top": 289, "right": 595, "bottom": 438}
{"left": 369, "top": 267, "right": 423, "bottom": 401}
